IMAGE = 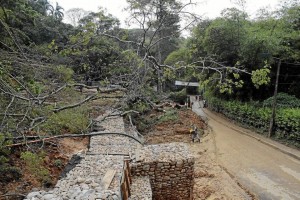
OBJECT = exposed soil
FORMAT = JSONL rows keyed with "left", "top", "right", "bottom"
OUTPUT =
{"left": 0, "top": 137, "right": 89, "bottom": 200}
{"left": 143, "top": 107, "right": 252, "bottom": 200}
{"left": 144, "top": 108, "right": 206, "bottom": 144}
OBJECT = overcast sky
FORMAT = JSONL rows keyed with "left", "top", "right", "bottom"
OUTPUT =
{"left": 52, "top": 0, "right": 282, "bottom": 26}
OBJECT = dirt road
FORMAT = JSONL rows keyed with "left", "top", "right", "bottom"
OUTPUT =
{"left": 192, "top": 101, "right": 300, "bottom": 200}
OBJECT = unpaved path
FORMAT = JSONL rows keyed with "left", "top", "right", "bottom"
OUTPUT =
{"left": 192, "top": 100, "right": 300, "bottom": 200}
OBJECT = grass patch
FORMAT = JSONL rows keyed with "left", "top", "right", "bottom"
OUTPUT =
{"left": 157, "top": 109, "right": 179, "bottom": 123}
{"left": 40, "top": 106, "right": 90, "bottom": 135}
{"left": 21, "top": 151, "right": 51, "bottom": 186}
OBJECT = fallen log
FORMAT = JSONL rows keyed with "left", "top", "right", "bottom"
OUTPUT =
{"left": 6, "top": 132, "right": 143, "bottom": 148}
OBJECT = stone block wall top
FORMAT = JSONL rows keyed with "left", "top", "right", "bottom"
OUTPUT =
{"left": 89, "top": 135, "right": 142, "bottom": 155}
{"left": 141, "top": 142, "right": 193, "bottom": 163}
{"left": 94, "top": 110, "right": 125, "bottom": 133}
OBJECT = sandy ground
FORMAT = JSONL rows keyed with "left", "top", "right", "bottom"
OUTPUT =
{"left": 190, "top": 133, "right": 253, "bottom": 200}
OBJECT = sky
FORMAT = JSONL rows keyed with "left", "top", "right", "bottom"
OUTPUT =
{"left": 52, "top": 0, "right": 282, "bottom": 26}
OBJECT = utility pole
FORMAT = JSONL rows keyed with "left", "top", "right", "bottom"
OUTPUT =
{"left": 268, "top": 59, "right": 281, "bottom": 137}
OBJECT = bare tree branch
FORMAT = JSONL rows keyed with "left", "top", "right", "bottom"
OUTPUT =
{"left": 53, "top": 95, "right": 96, "bottom": 113}
{"left": 6, "top": 131, "right": 143, "bottom": 148}
{"left": 0, "top": 193, "right": 26, "bottom": 198}
{"left": 0, "top": 96, "right": 15, "bottom": 131}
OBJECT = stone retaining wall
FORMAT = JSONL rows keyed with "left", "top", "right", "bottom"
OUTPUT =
{"left": 131, "top": 143, "right": 194, "bottom": 200}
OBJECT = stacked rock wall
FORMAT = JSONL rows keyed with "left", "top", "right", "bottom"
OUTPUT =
{"left": 131, "top": 143, "right": 194, "bottom": 200}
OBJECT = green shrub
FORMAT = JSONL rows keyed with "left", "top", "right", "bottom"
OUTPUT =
{"left": 136, "top": 114, "right": 157, "bottom": 133}
{"left": 137, "top": 120, "right": 148, "bottom": 132}
{"left": 164, "top": 48, "right": 190, "bottom": 66}
{"left": 0, "top": 133, "right": 21, "bottom": 182}
{"left": 263, "top": 93, "right": 300, "bottom": 108}
{"left": 169, "top": 89, "right": 187, "bottom": 103}
{"left": 55, "top": 65, "right": 74, "bottom": 83}
{"left": 21, "top": 151, "right": 50, "bottom": 183}
{"left": 0, "top": 133, "right": 12, "bottom": 164}
{"left": 157, "top": 109, "right": 179, "bottom": 123}
{"left": 54, "top": 159, "right": 63, "bottom": 168}
{"left": 0, "top": 166, "right": 21, "bottom": 182}
{"left": 40, "top": 106, "right": 89, "bottom": 134}
{"left": 207, "top": 96, "right": 300, "bottom": 147}
{"left": 132, "top": 101, "right": 151, "bottom": 114}
{"left": 28, "top": 80, "right": 44, "bottom": 95}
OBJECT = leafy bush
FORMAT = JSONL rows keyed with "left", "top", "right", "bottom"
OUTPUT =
{"left": 207, "top": 96, "right": 300, "bottom": 147}
{"left": 135, "top": 113, "right": 157, "bottom": 133}
{"left": 164, "top": 48, "right": 190, "bottom": 66}
{"left": 21, "top": 151, "right": 50, "bottom": 184}
{"left": 169, "top": 89, "right": 187, "bottom": 103}
{"left": 0, "top": 133, "right": 12, "bottom": 165}
{"left": 263, "top": 93, "right": 300, "bottom": 108}
{"left": 132, "top": 101, "right": 151, "bottom": 114}
{"left": 0, "top": 133, "right": 21, "bottom": 182}
{"left": 55, "top": 65, "right": 74, "bottom": 83}
{"left": 136, "top": 109, "right": 179, "bottom": 132}
{"left": 21, "top": 151, "right": 51, "bottom": 184}
{"left": 0, "top": 166, "right": 21, "bottom": 182}
{"left": 40, "top": 106, "right": 89, "bottom": 134}
{"left": 136, "top": 120, "right": 148, "bottom": 133}
{"left": 157, "top": 109, "right": 179, "bottom": 123}
{"left": 28, "top": 80, "right": 44, "bottom": 95}
{"left": 54, "top": 159, "right": 63, "bottom": 168}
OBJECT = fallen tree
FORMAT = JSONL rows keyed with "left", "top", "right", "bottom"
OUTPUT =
{"left": 6, "top": 131, "right": 143, "bottom": 148}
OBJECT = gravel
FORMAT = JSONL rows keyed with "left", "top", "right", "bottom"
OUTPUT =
{"left": 129, "top": 176, "right": 152, "bottom": 200}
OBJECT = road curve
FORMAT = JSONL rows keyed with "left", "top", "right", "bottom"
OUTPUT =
{"left": 192, "top": 100, "right": 300, "bottom": 200}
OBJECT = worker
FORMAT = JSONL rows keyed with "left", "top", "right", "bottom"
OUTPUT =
{"left": 190, "top": 125, "right": 201, "bottom": 143}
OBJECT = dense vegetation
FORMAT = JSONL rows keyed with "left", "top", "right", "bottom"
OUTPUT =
{"left": 0, "top": 0, "right": 299, "bottom": 195}
{"left": 206, "top": 94, "right": 300, "bottom": 147}
{"left": 165, "top": 1, "right": 300, "bottom": 100}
